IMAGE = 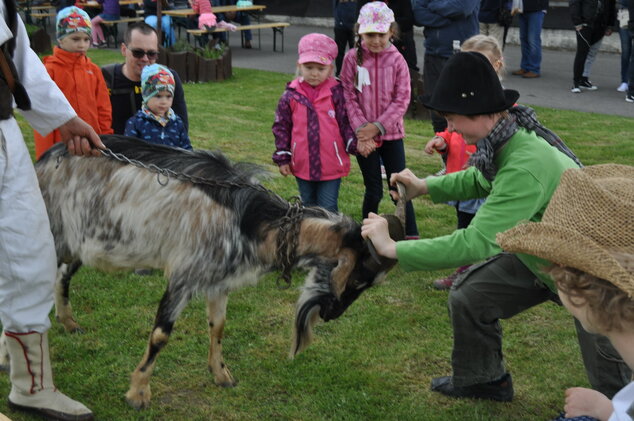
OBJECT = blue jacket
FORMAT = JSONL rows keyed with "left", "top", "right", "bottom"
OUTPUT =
{"left": 334, "top": 0, "right": 358, "bottom": 30}
{"left": 124, "top": 109, "right": 192, "bottom": 150}
{"left": 413, "top": 0, "right": 480, "bottom": 58}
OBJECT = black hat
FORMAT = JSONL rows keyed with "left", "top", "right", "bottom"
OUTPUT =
{"left": 423, "top": 51, "right": 519, "bottom": 115}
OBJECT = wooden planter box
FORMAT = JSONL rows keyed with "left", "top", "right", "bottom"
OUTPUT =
{"left": 160, "top": 47, "right": 232, "bottom": 83}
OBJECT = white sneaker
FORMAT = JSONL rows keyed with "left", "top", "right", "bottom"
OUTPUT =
{"left": 617, "top": 82, "right": 628, "bottom": 92}
{"left": 626, "top": 94, "right": 634, "bottom": 103}
{"left": 571, "top": 86, "right": 581, "bottom": 93}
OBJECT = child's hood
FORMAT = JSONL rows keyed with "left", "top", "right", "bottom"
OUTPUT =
{"left": 44, "top": 46, "right": 91, "bottom": 66}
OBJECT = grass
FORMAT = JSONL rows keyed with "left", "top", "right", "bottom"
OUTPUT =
{"left": 3, "top": 48, "right": 634, "bottom": 420}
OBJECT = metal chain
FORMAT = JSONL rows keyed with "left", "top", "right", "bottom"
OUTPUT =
{"left": 93, "top": 148, "right": 304, "bottom": 286}
{"left": 274, "top": 196, "right": 303, "bottom": 288}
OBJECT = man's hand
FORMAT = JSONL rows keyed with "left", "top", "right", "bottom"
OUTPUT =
{"left": 57, "top": 117, "right": 105, "bottom": 157}
{"left": 361, "top": 213, "right": 397, "bottom": 259}
{"left": 389, "top": 169, "right": 428, "bottom": 201}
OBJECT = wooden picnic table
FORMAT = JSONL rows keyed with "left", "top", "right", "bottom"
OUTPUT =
{"left": 83, "top": 0, "right": 142, "bottom": 7}
{"left": 163, "top": 4, "right": 265, "bottom": 18}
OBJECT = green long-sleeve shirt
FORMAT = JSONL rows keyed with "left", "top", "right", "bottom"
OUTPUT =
{"left": 396, "top": 128, "right": 578, "bottom": 291}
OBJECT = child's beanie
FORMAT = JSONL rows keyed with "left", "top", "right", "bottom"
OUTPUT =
{"left": 141, "top": 64, "right": 176, "bottom": 103}
{"left": 56, "top": 6, "right": 91, "bottom": 41}
{"left": 357, "top": 1, "right": 395, "bottom": 34}
{"left": 298, "top": 33, "right": 337, "bottom": 65}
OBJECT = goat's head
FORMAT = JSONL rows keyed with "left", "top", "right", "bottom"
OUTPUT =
{"left": 291, "top": 183, "right": 407, "bottom": 357}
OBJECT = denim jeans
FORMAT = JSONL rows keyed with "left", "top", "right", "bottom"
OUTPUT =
{"left": 518, "top": 10, "right": 545, "bottom": 74}
{"left": 356, "top": 139, "right": 419, "bottom": 237}
{"left": 619, "top": 27, "right": 632, "bottom": 83}
{"left": 447, "top": 253, "right": 631, "bottom": 397}
{"left": 295, "top": 178, "right": 341, "bottom": 213}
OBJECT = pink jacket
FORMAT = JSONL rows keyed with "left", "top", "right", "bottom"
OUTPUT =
{"left": 340, "top": 42, "right": 411, "bottom": 144}
{"left": 272, "top": 77, "right": 357, "bottom": 181}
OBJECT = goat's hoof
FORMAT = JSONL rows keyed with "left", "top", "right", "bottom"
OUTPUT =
{"left": 216, "top": 379, "right": 238, "bottom": 388}
{"left": 125, "top": 388, "right": 151, "bottom": 410}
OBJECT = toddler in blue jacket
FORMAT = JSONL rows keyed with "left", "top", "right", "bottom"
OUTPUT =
{"left": 124, "top": 64, "right": 192, "bottom": 150}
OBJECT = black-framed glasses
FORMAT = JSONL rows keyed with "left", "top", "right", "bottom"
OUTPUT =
{"left": 128, "top": 48, "right": 159, "bottom": 59}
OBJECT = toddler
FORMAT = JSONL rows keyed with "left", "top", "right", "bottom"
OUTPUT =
{"left": 34, "top": 6, "right": 113, "bottom": 159}
{"left": 424, "top": 34, "right": 504, "bottom": 289}
{"left": 340, "top": 1, "right": 419, "bottom": 238}
{"left": 272, "top": 33, "right": 357, "bottom": 213}
{"left": 124, "top": 64, "right": 192, "bottom": 150}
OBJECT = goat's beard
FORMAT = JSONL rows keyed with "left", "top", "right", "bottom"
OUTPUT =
{"left": 290, "top": 263, "right": 378, "bottom": 358}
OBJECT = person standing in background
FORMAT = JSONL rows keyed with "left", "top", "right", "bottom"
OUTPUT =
{"left": 333, "top": 0, "right": 357, "bottom": 76}
{"left": 511, "top": 0, "right": 548, "bottom": 78}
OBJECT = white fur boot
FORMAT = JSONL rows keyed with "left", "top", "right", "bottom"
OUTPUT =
{"left": 5, "top": 331, "right": 94, "bottom": 421}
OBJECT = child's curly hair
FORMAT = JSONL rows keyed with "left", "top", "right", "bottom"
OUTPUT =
{"left": 548, "top": 265, "right": 634, "bottom": 333}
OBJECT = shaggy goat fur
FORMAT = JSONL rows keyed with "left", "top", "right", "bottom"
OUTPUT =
{"left": 33, "top": 135, "right": 401, "bottom": 409}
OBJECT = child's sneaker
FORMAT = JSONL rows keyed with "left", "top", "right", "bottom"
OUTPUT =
{"left": 617, "top": 82, "right": 628, "bottom": 92}
{"left": 571, "top": 86, "right": 581, "bottom": 93}
{"left": 579, "top": 78, "right": 597, "bottom": 90}
{"left": 380, "top": 165, "right": 387, "bottom": 179}
{"left": 627, "top": 94, "right": 634, "bottom": 103}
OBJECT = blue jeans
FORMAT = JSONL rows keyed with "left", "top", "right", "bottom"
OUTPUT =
{"left": 518, "top": 10, "right": 545, "bottom": 74}
{"left": 619, "top": 26, "right": 632, "bottom": 84}
{"left": 145, "top": 15, "right": 176, "bottom": 47}
{"left": 356, "top": 139, "right": 419, "bottom": 237}
{"left": 296, "top": 178, "right": 341, "bottom": 213}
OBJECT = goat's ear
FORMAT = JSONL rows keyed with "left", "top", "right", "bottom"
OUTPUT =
{"left": 330, "top": 248, "right": 356, "bottom": 299}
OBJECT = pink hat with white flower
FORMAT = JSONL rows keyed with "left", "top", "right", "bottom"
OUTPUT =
{"left": 357, "top": 1, "right": 395, "bottom": 34}
{"left": 297, "top": 33, "right": 338, "bottom": 65}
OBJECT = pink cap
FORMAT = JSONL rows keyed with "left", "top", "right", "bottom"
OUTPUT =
{"left": 298, "top": 33, "right": 338, "bottom": 65}
{"left": 357, "top": 1, "right": 395, "bottom": 34}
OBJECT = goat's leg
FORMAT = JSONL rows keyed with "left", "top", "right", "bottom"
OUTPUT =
{"left": 54, "top": 261, "right": 83, "bottom": 333}
{"left": 206, "top": 293, "right": 236, "bottom": 387}
{"left": 126, "top": 286, "right": 188, "bottom": 409}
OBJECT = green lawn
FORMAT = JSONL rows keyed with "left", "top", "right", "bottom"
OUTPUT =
{"left": 2, "top": 48, "right": 633, "bottom": 420}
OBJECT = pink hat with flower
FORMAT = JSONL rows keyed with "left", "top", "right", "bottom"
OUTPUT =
{"left": 357, "top": 1, "right": 395, "bottom": 34}
{"left": 297, "top": 33, "right": 338, "bottom": 65}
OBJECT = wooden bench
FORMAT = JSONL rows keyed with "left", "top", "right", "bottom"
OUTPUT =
{"left": 29, "top": 11, "right": 55, "bottom": 27}
{"left": 187, "top": 22, "right": 290, "bottom": 52}
{"left": 101, "top": 17, "right": 143, "bottom": 47}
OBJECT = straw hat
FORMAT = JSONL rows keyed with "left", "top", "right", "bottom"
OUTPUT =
{"left": 497, "top": 164, "right": 634, "bottom": 297}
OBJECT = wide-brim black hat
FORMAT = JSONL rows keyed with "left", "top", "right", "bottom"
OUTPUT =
{"left": 422, "top": 51, "right": 519, "bottom": 115}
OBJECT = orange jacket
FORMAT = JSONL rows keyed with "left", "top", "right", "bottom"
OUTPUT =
{"left": 436, "top": 129, "right": 477, "bottom": 174}
{"left": 34, "top": 47, "right": 113, "bottom": 159}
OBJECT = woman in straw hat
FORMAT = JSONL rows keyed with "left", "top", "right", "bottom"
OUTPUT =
{"left": 361, "top": 51, "right": 630, "bottom": 402}
{"left": 498, "top": 164, "right": 634, "bottom": 420}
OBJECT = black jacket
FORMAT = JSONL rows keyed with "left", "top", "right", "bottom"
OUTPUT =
{"left": 569, "top": 0, "right": 616, "bottom": 27}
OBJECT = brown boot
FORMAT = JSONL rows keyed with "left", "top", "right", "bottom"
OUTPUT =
{"left": 5, "top": 331, "right": 94, "bottom": 421}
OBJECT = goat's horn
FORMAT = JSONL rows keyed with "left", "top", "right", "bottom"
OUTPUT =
{"left": 394, "top": 181, "right": 407, "bottom": 229}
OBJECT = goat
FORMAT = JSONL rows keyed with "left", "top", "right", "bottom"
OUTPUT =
{"left": 33, "top": 135, "right": 405, "bottom": 409}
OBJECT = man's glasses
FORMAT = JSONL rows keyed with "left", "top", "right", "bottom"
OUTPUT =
{"left": 128, "top": 47, "right": 159, "bottom": 59}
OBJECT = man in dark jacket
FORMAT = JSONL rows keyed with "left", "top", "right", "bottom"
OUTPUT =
{"left": 511, "top": 0, "right": 548, "bottom": 78}
{"left": 479, "top": 0, "right": 508, "bottom": 47}
{"left": 569, "top": 0, "right": 616, "bottom": 92}
{"left": 334, "top": 0, "right": 357, "bottom": 76}
{"left": 102, "top": 22, "right": 188, "bottom": 135}
{"left": 413, "top": 0, "right": 479, "bottom": 132}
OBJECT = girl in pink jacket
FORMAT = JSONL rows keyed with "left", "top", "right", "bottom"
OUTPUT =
{"left": 340, "top": 1, "right": 419, "bottom": 238}
{"left": 272, "top": 33, "right": 357, "bottom": 212}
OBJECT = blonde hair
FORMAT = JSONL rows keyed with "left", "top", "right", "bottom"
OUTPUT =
{"left": 548, "top": 265, "right": 634, "bottom": 333}
{"left": 461, "top": 35, "right": 505, "bottom": 78}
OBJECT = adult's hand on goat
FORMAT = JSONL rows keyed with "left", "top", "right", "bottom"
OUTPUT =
{"left": 389, "top": 169, "right": 428, "bottom": 201}
{"left": 58, "top": 117, "right": 105, "bottom": 157}
{"left": 361, "top": 213, "right": 397, "bottom": 259}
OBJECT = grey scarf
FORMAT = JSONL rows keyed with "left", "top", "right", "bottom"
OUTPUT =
{"left": 468, "top": 105, "right": 582, "bottom": 181}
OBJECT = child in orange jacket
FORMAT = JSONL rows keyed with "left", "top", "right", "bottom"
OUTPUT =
{"left": 34, "top": 6, "right": 113, "bottom": 159}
